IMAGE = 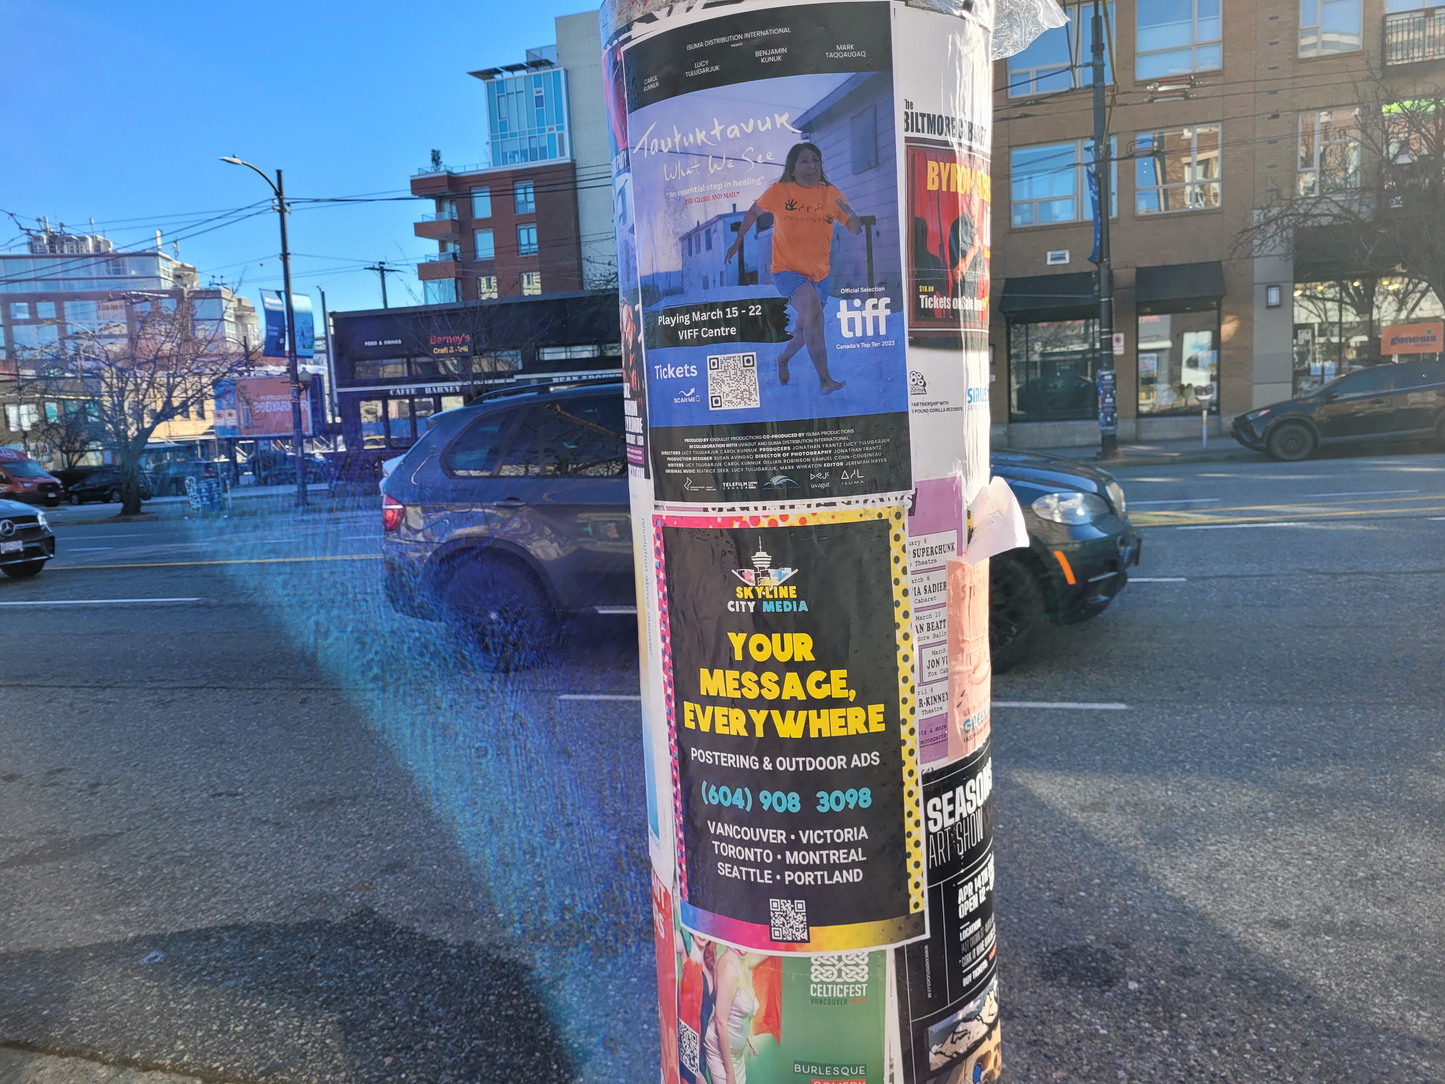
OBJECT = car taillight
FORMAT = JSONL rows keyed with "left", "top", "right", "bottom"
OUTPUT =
{"left": 382, "top": 494, "right": 405, "bottom": 532}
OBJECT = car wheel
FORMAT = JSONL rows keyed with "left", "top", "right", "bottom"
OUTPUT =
{"left": 989, "top": 554, "right": 1046, "bottom": 673}
{"left": 444, "top": 559, "right": 559, "bottom": 671}
{"left": 68, "top": 492, "right": 82, "bottom": 505}
{"left": 1, "top": 560, "right": 45, "bottom": 579}
{"left": 1267, "top": 422, "right": 1316, "bottom": 461}
{"left": 105, "top": 489, "right": 119, "bottom": 503}
{"left": 1435, "top": 415, "right": 1445, "bottom": 451}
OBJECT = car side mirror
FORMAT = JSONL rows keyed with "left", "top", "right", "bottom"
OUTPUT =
{"left": 1321, "top": 389, "right": 1337, "bottom": 401}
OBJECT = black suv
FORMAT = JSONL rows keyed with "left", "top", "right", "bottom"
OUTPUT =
{"left": 65, "top": 469, "right": 154, "bottom": 505}
{"left": 1232, "top": 358, "right": 1445, "bottom": 460}
{"left": 381, "top": 381, "right": 1139, "bottom": 669}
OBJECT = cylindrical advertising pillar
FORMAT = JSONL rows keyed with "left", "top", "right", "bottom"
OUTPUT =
{"left": 603, "top": 1, "right": 1062, "bottom": 1079}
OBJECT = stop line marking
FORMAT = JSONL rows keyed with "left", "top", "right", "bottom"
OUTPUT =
{"left": 1131, "top": 576, "right": 1187, "bottom": 582}
{"left": 994, "top": 701, "right": 1131, "bottom": 710}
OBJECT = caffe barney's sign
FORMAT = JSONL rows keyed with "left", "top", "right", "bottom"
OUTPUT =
{"left": 1381, "top": 321, "right": 1444, "bottom": 355}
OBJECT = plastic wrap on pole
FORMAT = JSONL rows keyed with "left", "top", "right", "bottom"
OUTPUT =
{"left": 604, "top": 2, "right": 1060, "bottom": 1080}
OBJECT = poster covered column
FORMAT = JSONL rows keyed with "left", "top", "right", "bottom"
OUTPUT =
{"left": 604, "top": 1, "right": 1063, "bottom": 1081}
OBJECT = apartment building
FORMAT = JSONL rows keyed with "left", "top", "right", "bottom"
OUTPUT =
{"left": 990, "top": 0, "right": 1445, "bottom": 446}
{"left": 0, "top": 225, "right": 260, "bottom": 460}
{"left": 410, "top": 11, "right": 615, "bottom": 305}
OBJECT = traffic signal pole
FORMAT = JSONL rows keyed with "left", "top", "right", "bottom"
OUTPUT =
{"left": 1092, "top": 0, "right": 1120, "bottom": 459}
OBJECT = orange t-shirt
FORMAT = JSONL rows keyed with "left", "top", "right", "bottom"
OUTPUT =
{"left": 758, "top": 180, "right": 847, "bottom": 283}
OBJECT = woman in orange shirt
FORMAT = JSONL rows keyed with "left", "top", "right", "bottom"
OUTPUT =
{"left": 725, "top": 142, "right": 862, "bottom": 394}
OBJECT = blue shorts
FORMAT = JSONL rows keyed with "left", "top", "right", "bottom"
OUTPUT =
{"left": 773, "top": 270, "right": 829, "bottom": 307}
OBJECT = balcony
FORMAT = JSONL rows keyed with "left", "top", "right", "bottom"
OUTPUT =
{"left": 1384, "top": 5, "right": 1445, "bottom": 65}
{"left": 414, "top": 210, "right": 460, "bottom": 242}
{"left": 417, "top": 254, "right": 459, "bottom": 283}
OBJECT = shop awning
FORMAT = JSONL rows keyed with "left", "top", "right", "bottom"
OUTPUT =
{"left": 997, "top": 272, "right": 1098, "bottom": 322}
{"left": 1134, "top": 261, "right": 1226, "bottom": 305}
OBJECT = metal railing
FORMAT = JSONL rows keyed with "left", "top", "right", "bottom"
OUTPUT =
{"left": 412, "top": 161, "right": 490, "bottom": 177}
{"left": 423, "top": 251, "right": 460, "bottom": 262}
{"left": 1384, "top": 5, "right": 1445, "bottom": 65}
{"left": 418, "top": 210, "right": 458, "bottom": 222}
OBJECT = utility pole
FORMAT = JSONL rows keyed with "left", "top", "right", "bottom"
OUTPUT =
{"left": 1092, "top": 0, "right": 1120, "bottom": 460}
{"left": 318, "top": 287, "right": 337, "bottom": 425}
{"left": 364, "top": 260, "right": 395, "bottom": 308}
{"left": 221, "top": 156, "right": 308, "bottom": 507}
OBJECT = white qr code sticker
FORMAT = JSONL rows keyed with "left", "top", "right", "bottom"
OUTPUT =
{"left": 769, "top": 897, "right": 809, "bottom": 942}
{"left": 707, "top": 352, "right": 760, "bottom": 410}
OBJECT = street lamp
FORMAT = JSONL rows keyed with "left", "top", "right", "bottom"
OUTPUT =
{"left": 220, "top": 155, "right": 308, "bottom": 508}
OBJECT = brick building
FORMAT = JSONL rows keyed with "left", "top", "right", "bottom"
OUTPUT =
{"left": 989, "top": 0, "right": 1445, "bottom": 447}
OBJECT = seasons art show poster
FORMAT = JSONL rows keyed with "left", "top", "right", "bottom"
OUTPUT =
{"left": 623, "top": 2, "right": 911, "bottom": 503}
{"left": 655, "top": 507, "right": 925, "bottom": 953}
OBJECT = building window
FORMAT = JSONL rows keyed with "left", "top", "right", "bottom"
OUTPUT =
{"left": 35, "top": 301, "right": 56, "bottom": 320}
{"left": 387, "top": 399, "right": 414, "bottom": 448}
{"left": 486, "top": 68, "right": 569, "bottom": 166}
{"left": 521, "top": 271, "right": 542, "bottom": 296}
{"left": 478, "top": 275, "right": 499, "bottom": 299}
{"left": 851, "top": 105, "right": 879, "bottom": 172}
{"left": 1008, "top": 319, "right": 1100, "bottom": 422}
{"left": 1291, "top": 276, "right": 1444, "bottom": 394}
{"left": 514, "top": 181, "right": 536, "bottom": 215}
{"left": 1137, "top": 310, "right": 1219, "bottom": 415}
{"left": 1300, "top": 0, "right": 1361, "bottom": 57}
{"left": 423, "top": 279, "right": 457, "bottom": 304}
{"left": 517, "top": 224, "right": 539, "bottom": 256}
{"left": 1136, "top": 0, "right": 1221, "bottom": 79}
{"left": 437, "top": 198, "right": 457, "bottom": 219}
{"left": 704, "top": 230, "right": 713, "bottom": 251}
{"left": 1298, "top": 108, "right": 1360, "bottom": 195}
{"left": 1135, "top": 126, "right": 1221, "bottom": 214}
{"left": 1007, "top": 2, "right": 1115, "bottom": 97}
{"left": 1010, "top": 139, "right": 1117, "bottom": 226}
{"left": 474, "top": 228, "right": 495, "bottom": 260}
{"left": 538, "top": 344, "right": 602, "bottom": 361}
{"left": 471, "top": 186, "right": 492, "bottom": 219}
{"left": 8, "top": 303, "right": 29, "bottom": 321}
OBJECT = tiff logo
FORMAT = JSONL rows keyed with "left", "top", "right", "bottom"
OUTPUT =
{"left": 837, "top": 297, "right": 892, "bottom": 338}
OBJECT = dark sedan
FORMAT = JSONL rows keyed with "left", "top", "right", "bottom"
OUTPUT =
{"left": 65, "top": 469, "right": 154, "bottom": 505}
{"left": 1232, "top": 358, "right": 1445, "bottom": 461}
{"left": 381, "top": 382, "right": 1139, "bottom": 669}
{"left": 0, "top": 498, "right": 56, "bottom": 578}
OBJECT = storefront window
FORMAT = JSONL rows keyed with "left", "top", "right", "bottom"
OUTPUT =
{"left": 1136, "top": 309, "right": 1219, "bottom": 415}
{"left": 1291, "top": 276, "right": 1444, "bottom": 395}
{"left": 360, "top": 400, "right": 386, "bottom": 448}
{"left": 388, "top": 399, "right": 414, "bottom": 447}
{"left": 1008, "top": 319, "right": 1099, "bottom": 422}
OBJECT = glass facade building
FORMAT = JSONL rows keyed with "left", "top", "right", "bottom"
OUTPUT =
{"left": 486, "top": 69, "right": 570, "bottom": 167}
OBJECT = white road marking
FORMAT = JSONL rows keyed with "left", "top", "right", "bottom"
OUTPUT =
{"left": 558, "top": 693, "right": 642, "bottom": 701}
{"left": 0, "top": 597, "right": 203, "bottom": 607}
{"left": 1177, "top": 522, "right": 1304, "bottom": 530}
{"left": 66, "top": 547, "right": 114, "bottom": 552}
{"left": 1304, "top": 488, "right": 1419, "bottom": 497}
{"left": 1129, "top": 498, "right": 1222, "bottom": 506}
{"left": 1130, "top": 576, "right": 1188, "bottom": 582}
{"left": 50, "top": 534, "right": 147, "bottom": 540}
{"left": 593, "top": 605, "right": 638, "bottom": 614}
{"left": 1429, "top": 517, "right": 1445, "bottom": 521}
{"left": 994, "top": 701, "right": 1130, "bottom": 710}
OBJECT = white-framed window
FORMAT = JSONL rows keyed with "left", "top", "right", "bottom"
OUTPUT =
{"left": 423, "top": 280, "right": 457, "bottom": 304}
{"left": 471, "top": 187, "right": 492, "bottom": 219}
{"left": 1007, "top": 2, "right": 1115, "bottom": 97}
{"left": 1300, "top": 0, "right": 1362, "bottom": 57}
{"left": 517, "top": 224, "right": 539, "bottom": 256}
{"left": 474, "top": 229, "right": 495, "bottom": 260}
{"left": 1137, "top": 0, "right": 1221, "bottom": 79}
{"left": 1135, "top": 125, "right": 1221, "bottom": 214}
{"left": 478, "top": 275, "right": 498, "bottom": 300}
{"left": 521, "top": 271, "right": 542, "bottom": 296}
{"left": 514, "top": 181, "right": 536, "bottom": 215}
{"left": 1010, "top": 139, "right": 1117, "bottom": 227}
{"left": 1298, "top": 108, "right": 1360, "bottom": 195}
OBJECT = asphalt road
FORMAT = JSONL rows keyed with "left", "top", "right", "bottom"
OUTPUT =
{"left": 1, "top": 448, "right": 1442, "bottom": 1083}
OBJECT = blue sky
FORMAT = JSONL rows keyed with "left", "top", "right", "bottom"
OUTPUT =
{"left": 0, "top": 0, "right": 602, "bottom": 322}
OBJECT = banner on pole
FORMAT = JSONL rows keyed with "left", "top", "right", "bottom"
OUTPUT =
{"left": 260, "top": 290, "right": 315, "bottom": 359}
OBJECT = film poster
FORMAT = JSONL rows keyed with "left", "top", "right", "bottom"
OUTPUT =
{"left": 675, "top": 938, "right": 888, "bottom": 1084}
{"left": 893, "top": 740, "right": 999, "bottom": 1084}
{"left": 623, "top": 2, "right": 911, "bottom": 503}
{"left": 655, "top": 507, "right": 925, "bottom": 952}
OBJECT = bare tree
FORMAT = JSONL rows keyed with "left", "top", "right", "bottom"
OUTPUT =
{"left": 33, "top": 403, "right": 101, "bottom": 471}
{"left": 1233, "top": 76, "right": 1445, "bottom": 316}
{"left": 14, "top": 292, "right": 253, "bottom": 514}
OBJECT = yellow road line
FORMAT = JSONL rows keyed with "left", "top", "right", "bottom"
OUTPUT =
{"left": 1138, "top": 505, "right": 1445, "bottom": 528}
{"left": 50, "top": 554, "right": 382, "bottom": 571}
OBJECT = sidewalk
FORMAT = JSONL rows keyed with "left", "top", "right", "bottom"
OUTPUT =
{"left": 40, "top": 482, "right": 359, "bottom": 527}
{"left": 1010, "top": 435, "right": 1259, "bottom": 469}
{"left": 0, "top": 1048, "right": 206, "bottom": 1084}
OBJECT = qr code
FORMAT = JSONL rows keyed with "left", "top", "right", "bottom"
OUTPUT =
{"left": 769, "top": 898, "right": 809, "bottom": 943}
{"left": 708, "top": 352, "right": 760, "bottom": 411}
{"left": 678, "top": 1021, "right": 700, "bottom": 1076}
